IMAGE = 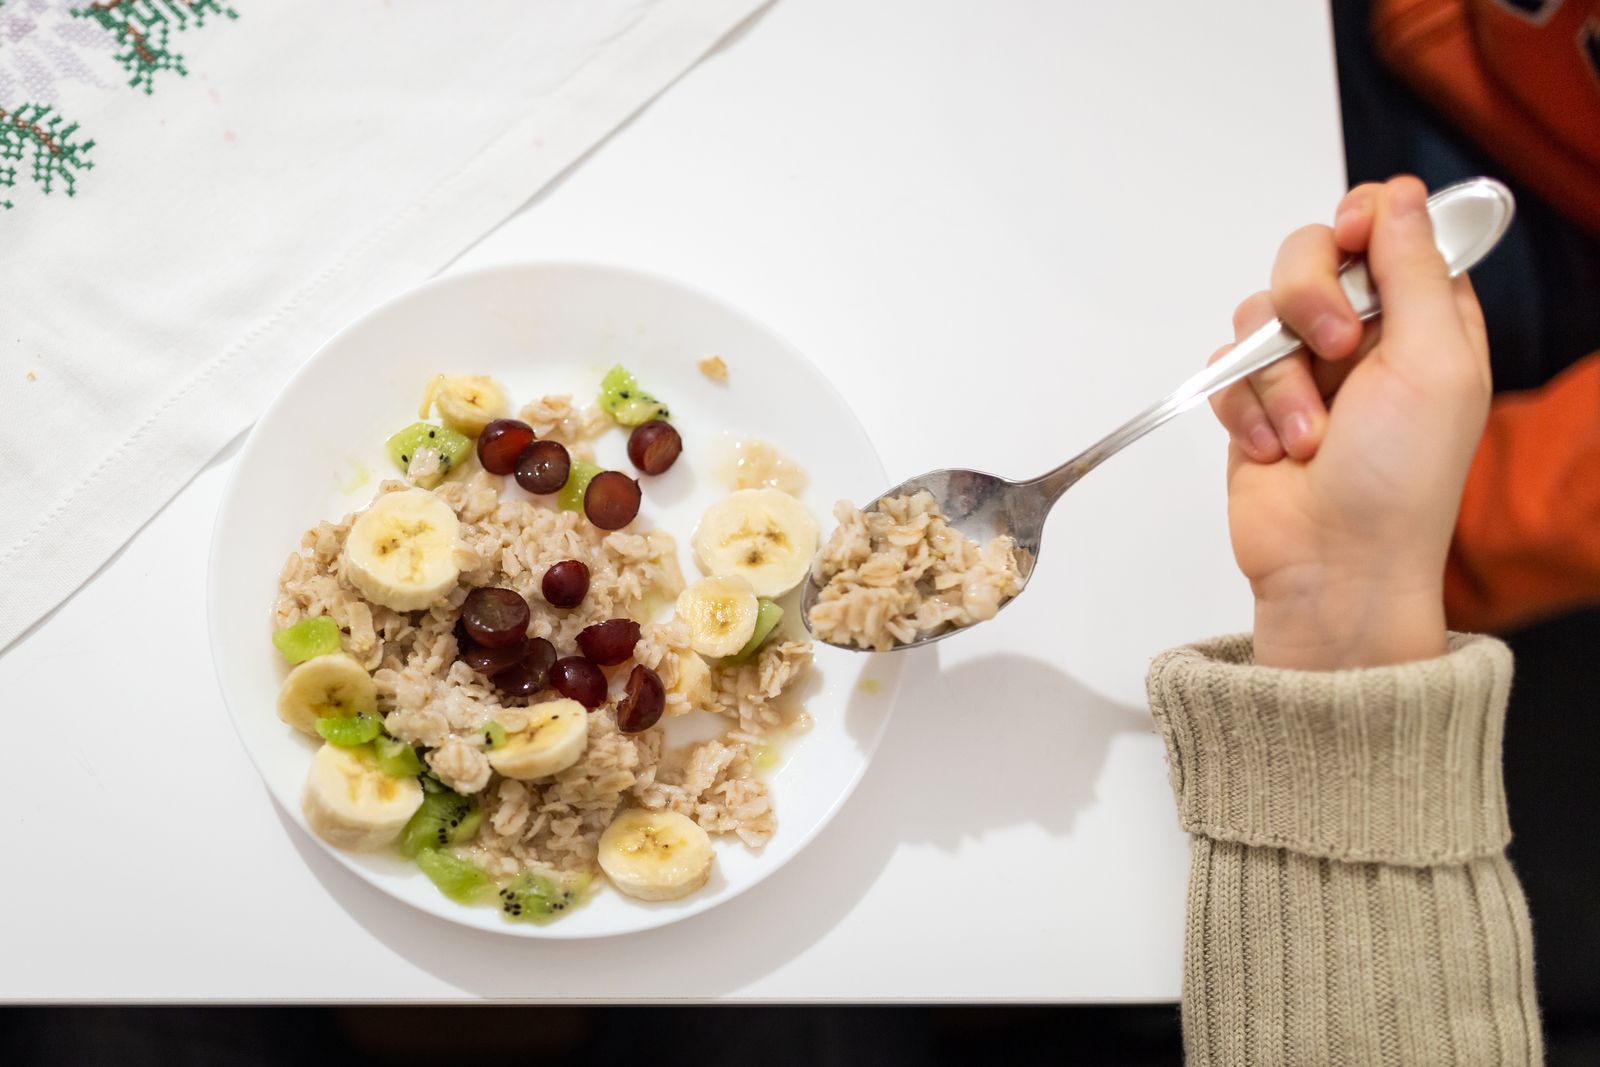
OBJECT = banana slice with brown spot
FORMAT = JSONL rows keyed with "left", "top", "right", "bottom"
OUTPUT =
{"left": 420, "top": 374, "right": 509, "bottom": 436}
{"left": 597, "top": 809, "right": 714, "bottom": 901}
{"left": 691, "top": 488, "right": 817, "bottom": 597}
{"left": 675, "top": 575, "right": 759, "bottom": 658}
{"left": 486, "top": 699, "right": 587, "bottom": 780}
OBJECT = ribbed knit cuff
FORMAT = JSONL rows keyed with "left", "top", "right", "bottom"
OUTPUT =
{"left": 1147, "top": 633, "right": 1513, "bottom": 867}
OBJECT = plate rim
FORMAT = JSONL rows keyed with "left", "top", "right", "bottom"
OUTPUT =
{"left": 206, "top": 259, "right": 901, "bottom": 939}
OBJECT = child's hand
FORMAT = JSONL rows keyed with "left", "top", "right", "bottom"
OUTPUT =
{"left": 1208, "top": 176, "right": 1492, "bottom": 669}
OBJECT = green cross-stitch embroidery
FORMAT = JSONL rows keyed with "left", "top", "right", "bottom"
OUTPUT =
{"left": 0, "top": 1, "right": 238, "bottom": 210}
{"left": 0, "top": 104, "right": 97, "bottom": 208}
{"left": 72, "top": 0, "right": 239, "bottom": 96}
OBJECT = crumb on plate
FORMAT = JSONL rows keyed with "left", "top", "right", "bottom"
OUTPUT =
{"left": 697, "top": 355, "right": 728, "bottom": 383}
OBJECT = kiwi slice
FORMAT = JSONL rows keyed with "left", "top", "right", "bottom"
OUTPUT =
{"left": 399, "top": 788, "right": 484, "bottom": 857}
{"left": 385, "top": 422, "right": 472, "bottom": 488}
{"left": 723, "top": 598, "right": 783, "bottom": 665}
{"left": 557, "top": 459, "right": 604, "bottom": 513}
{"left": 483, "top": 722, "right": 509, "bottom": 750}
{"left": 497, "top": 871, "right": 588, "bottom": 924}
{"left": 415, "top": 848, "right": 496, "bottom": 904}
{"left": 315, "top": 711, "right": 383, "bottom": 746}
{"left": 598, "top": 365, "right": 670, "bottom": 426}
{"left": 272, "top": 616, "right": 341, "bottom": 664}
{"left": 374, "top": 736, "right": 423, "bottom": 778}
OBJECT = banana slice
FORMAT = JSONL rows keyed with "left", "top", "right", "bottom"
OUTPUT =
{"left": 676, "top": 576, "right": 759, "bottom": 658}
{"left": 670, "top": 649, "right": 712, "bottom": 709}
{"left": 277, "top": 652, "right": 377, "bottom": 736}
{"left": 486, "top": 699, "right": 588, "bottom": 780}
{"left": 343, "top": 488, "right": 461, "bottom": 612}
{"left": 692, "top": 488, "right": 818, "bottom": 597}
{"left": 597, "top": 809, "right": 715, "bottom": 901}
{"left": 302, "top": 742, "right": 424, "bottom": 851}
{"left": 420, "top": 374, "right": 508, "bottom": 436}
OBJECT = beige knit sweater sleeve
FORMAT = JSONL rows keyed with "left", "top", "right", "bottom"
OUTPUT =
{"left": 1147, "top": 633, "right": 1542, "bottom": 1066}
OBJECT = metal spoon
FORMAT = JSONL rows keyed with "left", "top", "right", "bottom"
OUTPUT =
{"left": 801, "top": 176, "right": 1516, "bottom": 650}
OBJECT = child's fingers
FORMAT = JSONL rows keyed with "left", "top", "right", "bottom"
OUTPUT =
{"left": 1366, "top": 176, "right": 1471, "bottom": 377}
{"left": 1270, "top": 223, "right": 1362, "bottom": 360}
{"left": 1207, "top": 342, "right": 1284, "bottom": 462}
{"left": 1333, "top": 183, "right": 1383, "bottom": 252}
{"left": 1233, "top": 289, "right": 1330, "bottom": 461}
{"left": 1248, "top": 353, "right": 1327, "bottom": 461}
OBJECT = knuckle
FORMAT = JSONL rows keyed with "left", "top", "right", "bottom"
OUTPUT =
{"left": 1388, "top": 173, "right": 1427, "bottom": 200}
{"left": 1271, "top": 227, "right": 1339, "bottom": 290}
{"left": 1231, "top": 291, "right": 1272, "bottom": 332}
{"left": 1286, "top": 222, "right": 1334, "bottom": 248}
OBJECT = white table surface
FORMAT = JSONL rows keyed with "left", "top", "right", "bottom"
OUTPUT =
{"left": 0, "top": 0, "right": 1345, "bottom": 1001}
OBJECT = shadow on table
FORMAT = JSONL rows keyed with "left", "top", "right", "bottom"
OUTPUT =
{"left": 284, "top": 650, "right": 1146, "bottom": 996}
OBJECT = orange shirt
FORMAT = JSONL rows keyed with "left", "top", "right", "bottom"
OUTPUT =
{"left": 1374, "top": 0, "right": 1600, "bottom": 236}
{"left": 1447, "top": 352, "right": 1600, "bottom": 632}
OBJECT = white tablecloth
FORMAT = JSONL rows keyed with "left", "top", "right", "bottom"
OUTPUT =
{"left": 0, "top": 0, "right": 765, "bottom": 650}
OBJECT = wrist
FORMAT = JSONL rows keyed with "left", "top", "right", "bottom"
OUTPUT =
{"left": 1251, "top": 565, "right": 1448, "bottom": 670}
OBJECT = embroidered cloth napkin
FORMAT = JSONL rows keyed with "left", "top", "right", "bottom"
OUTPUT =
{"left": 0, "top": 0, "right": 766, "bottom": 650}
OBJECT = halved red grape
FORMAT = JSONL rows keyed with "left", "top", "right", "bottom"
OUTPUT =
{"left": 541, "top": 560, "right": 590, "bottom": 608}
{"left": 491, "top": 637, "right": 556, "bottom": 699}
{"left": 627, "top": 421, "right": 682, "bottom": 475}
{"left": 461, "top": 634, "right": 528, "bottom": 676}
{"left": 551, "top": 656, "right": 607, "bottom": 708}
{"left": 616, "top": 665, "right": 665, "bottom": 733}
{"left": 583, "top": 471, "right": 641, "bottom": 530}
{"left": 477, "top": 419, "right": 535, "bottom": 475}
{"left": 514, "top": 439, "right": 571, "bottom": 495}
{"left": 460, "top": 587, "right": 530, "bottom": 648}
{"left": 576, "top": 618, "right": 641, "bottom": 666}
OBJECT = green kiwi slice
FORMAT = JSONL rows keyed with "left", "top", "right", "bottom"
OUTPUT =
{"left": 415, "top": 848, "right": 496, "bottom": 904}
{"left": 399, "top": 788, "right": 483, "bottom": 857}
{"left": 385, "top": 422, "right": 472, "bottom": 488}
{"left": 374, "top": 736, "right": 423, "bottom": 778}
{"left": 598, "top": 365, "right": 670, "bottom": 426}
{"left": 497, "top": 872, "right": 589, "bottom": 924}
{"left": 272, "top": 616, "right": 341, "bottom": 664}
{"left": 315, "top": 711, "right": 382, "bottom": 747}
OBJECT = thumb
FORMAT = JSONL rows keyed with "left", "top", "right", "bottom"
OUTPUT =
{"left": 1365, "top": 176, "right": 1468, "bottom": 370}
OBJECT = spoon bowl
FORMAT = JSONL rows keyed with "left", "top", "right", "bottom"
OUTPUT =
{"left": 802, "top": 177, "right": 1516, "bottom": 651}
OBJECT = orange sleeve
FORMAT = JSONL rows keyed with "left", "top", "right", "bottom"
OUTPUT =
{"left": 1446, "top": 351, "right": 1600, "bottom": 633}
{"left": 1372, "top": 0, "right": 1600, "bottom": 237}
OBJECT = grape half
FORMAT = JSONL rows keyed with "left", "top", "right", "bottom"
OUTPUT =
{"left": 492, "top": 637, "right": 557, "bottom": 699}
{"left": 627, "top": 420, "right": 682, "bottom": 475}
{"left": 476, "top": 419, "right": 535, "bottom": 475}
{"left": 460, "top": 587, "right": 530, "bottom": 648}
{"left": 460, "top": 634, "right": 528, "bottom": 676}
{"left": 583, "top": 471, "right": 641, "bottom": 530}
{"left": 576, "top": 619, "right": 640, "bottom": 666}
{"left": 616, "top": 665, "right": 665, "bottom": 733}
{"left": 551, "top": 657, "right": 607, "bottom": 708}
{"left": 514, "top": 439, "right": 571, "bottom": 495}
{"left": 541, "top": 560, "right": 590, "bottom": 608}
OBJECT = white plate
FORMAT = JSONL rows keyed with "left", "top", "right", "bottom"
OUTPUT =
{"left": 208, "top": 262, "right": 902, "bottom": 938}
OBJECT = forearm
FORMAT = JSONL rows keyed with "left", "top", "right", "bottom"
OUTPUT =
{"left": 1184, "top": 841, "right": 1535, "bottom": 1065}
{"left": 1148, "top": 634, "right": 1542, "bottom": 1065}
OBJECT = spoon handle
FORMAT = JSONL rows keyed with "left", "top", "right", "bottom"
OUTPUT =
{"left": 1026, "top": 177, "right": 1515, "bottom": 500}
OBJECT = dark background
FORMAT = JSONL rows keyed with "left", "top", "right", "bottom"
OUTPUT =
{"left": 4, "top": 1, "right": 1597, "bottom": 1062}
